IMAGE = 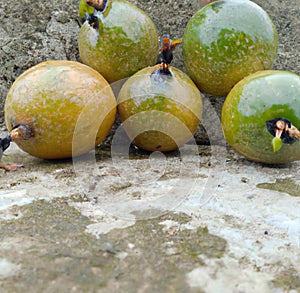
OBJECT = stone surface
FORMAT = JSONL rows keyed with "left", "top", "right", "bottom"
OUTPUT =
{"left": 0, "top": 142, "right": 300, "bottom": 292}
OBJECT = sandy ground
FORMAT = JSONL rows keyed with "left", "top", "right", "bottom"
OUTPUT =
{"left": 0, "top": 0, "right": 300, "bottom": 292}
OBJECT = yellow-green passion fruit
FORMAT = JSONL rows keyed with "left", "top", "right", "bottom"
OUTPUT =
{"left": 117, "top": 66, "right": 203, "bottom": 152}
{"left": 183, "top": 0, "right": 278, "bottom": 96}
{"left": 222, "top": 70, "right": 300, "bottom": 164}
{"left": 78, "top": 0, "right": 159, "bottom": 83}
{"left": 5, "top": 60, "right": 116, "bottom": 159}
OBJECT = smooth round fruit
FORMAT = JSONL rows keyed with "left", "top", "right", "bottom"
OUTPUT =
{"left": 5, "top": 60, "right": 116, "bottom": 159}
{"left": 78, "top": 0, "right": 159, "bottom": 83}
{"left": 222, "top": 70, "right": 300, "bottom": 164}
{"left": 183, "top": 0, "right": 278, "bottom": 96}
{"left": 117, "top": 66, "right": 203, "bottom": 152}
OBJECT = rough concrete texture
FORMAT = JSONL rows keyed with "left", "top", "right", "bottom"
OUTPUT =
{"left": 0, "top": 0, "right": 300, "bottom": 292}
{"left": 1, "top": 143, "right": 300, "bottom": 292}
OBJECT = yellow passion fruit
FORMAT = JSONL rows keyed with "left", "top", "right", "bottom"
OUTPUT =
{"left": 5, "top": 60, "right": 116, "bottom": 159}
{"left": 117, "top": 65, "right": 203, "bottom": 152}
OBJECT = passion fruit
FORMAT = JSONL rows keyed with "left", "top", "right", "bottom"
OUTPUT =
{"left": 182, "top": 0, "right": 278, "bottom": 96}
{"left": 4, "top": 60, "right": 116, "bottom": 159}
{"left": 117, "top": 65, "right": 203, "bottom": 152}
{"left": 222, "top": 70, "right": 300, "bottom": 164}
{"left": 78, "top": 0, "right": 159, "bottom": 83}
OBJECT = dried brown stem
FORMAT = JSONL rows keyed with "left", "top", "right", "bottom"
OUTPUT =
{"left": 287, "top": 125, "right": 300, "bottom": 139}
{"left": 199, "top": 0, "right": 216, "bottom": 7}
{"left": 86, "top": 0, "right": 106, "bottom": 11}
{"left": 10, "top": 124, "right": 33, "bottom": 141}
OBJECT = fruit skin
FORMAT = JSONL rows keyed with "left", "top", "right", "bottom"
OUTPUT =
{"left": 183, "top": 0, "right": 278, "bottom": 96}
{"left": 117, "top": 66, "right": 203, "bottom": 152}
{"left": 79, "top": 0, "right": 94, "bottom": 23}
{"left": 222, "top": 70, "right": 300, "bottom": 164}
{"left": 78, "top": 0, "right": 159, "bottom": 83}
{"left": 5, "top": 60, "right": 116, "bottom": 159}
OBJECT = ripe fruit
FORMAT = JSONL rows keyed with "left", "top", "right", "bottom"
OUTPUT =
{"left": 5, "top": 60, "right": 116, "bottom": 159}
{"left": 222, "top": 70, "right": 300, "bottom": 164}
{"left": 78, "top": 0, "right": 159, "bottom": 83}
{"left": 182, "top": 0, "right": 278, "bottom": 96}
{"left": 117, "top": 65, "right": 203, "bottom": 152}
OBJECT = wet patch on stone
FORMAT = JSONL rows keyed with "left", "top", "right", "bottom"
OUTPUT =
{"left": 257, "top": 178, "right": 300, "bottom": 197}
{"left": 0, "top": 199, "right": 227, "bottom": 292}
{"left": 97, "top": 211, "right": 227, "bottom": 291}
{"left": 0, "top": 198, "right": 110, "bottom": 291}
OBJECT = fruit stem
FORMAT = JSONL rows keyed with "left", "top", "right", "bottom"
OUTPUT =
{"left": 287, "top": 124, "right": 300, "bottom": 139}
{"left": 156, "top": 35, "right": 182, "bottom": 75}
{"left": 199, "top": 0, "right": 216, "bottom": 7}
{"left": 10, "top": 124, "right": 34, "bottom": 141}
{"left": 266, "top": 118, "right": 300, "bottom": 152}
{"left": 86, "top": 0, "right": 107, "bottom": 11}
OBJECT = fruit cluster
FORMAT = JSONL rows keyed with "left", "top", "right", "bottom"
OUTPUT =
{"left": 1, "top": 0, "right": 299, "bottom": 170}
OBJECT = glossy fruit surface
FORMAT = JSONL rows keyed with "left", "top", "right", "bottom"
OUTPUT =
{"left": 183, "top": 0, "right": 278, "bottom": 96}
{"left": 5, "top": 60, "right": 116, "bottom": 159}
{"left": 78, "top": 0, "right": 159, "bottom": 83}
{"left": 222, "top": 70, "right": 300, "bottom": 164}
{"left": 117, "top": 66, "right": 203, "bottom": 152}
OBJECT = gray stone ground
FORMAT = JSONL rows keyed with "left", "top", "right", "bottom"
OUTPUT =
{"left": 0, "top": 0, "right": 300, "bottom": 292}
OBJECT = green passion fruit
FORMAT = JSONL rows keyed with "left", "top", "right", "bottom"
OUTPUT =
{"left": 117, "top": 66, "right": 203, "bottom": 152}
{"left": 222, "top": 70, "right": 300, "bottom": 164}
{"left": 182, "top": 0, "right": 278, "bottom": 96}
{"left": 78, "top": 0, "right": 159, "bottom": 83}
{"left": 5, "top": 60, "right": 116, "bottom": 159}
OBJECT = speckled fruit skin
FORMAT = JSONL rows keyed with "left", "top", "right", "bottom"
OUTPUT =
{"left": 183, "top": 0, "right": 278, "bottom": 96}
{"left": 78, "top": 0, "right": 159, "bottom": 83}
{"left": 5, "top": 60, "right": 116, "bottom": 159}
{"left": 117, "top": 66, "right": 203, "bottom": 152}
{"left": 222, "top": 70, "right": 300, "bottom": 164}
